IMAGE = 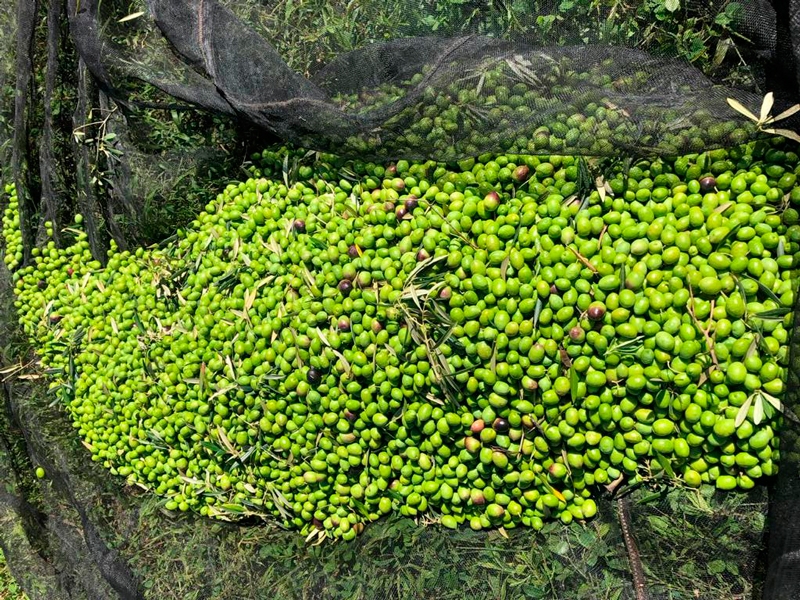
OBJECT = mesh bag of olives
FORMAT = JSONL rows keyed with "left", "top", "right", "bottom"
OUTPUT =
{"left": 1, "top": 1, "right": 800, "bottom": 599}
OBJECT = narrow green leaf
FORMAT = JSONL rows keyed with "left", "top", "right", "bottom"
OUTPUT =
{"left": 753, "top": 307, "right": 791, "bottom": 320}
{"left": 655, "top": 451, "right": 675, "bottom": 479}
{"left": 570, "top": 366, "right": 579, "bottom": 400}
{"left": 743, "top": 276, "right": 781, "bottom": 304}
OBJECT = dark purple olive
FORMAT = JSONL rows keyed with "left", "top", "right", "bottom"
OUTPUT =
{"left": 49, "top": 315, "right": 62, "bottom": 324}
{"left": 383, "top": 201, "right": 396, "bottom": 212}
{"left": 417, "top": 248, "right": 430, "bottom": 261}
{"left": 338, "top": 317, "right": 351, "bottom": 332}
{"left": 396, "top": 206, "right": 407, "bottom": 219}
{"left": 66, "top": 268, "right": 74, "bottom": 276}
{"left": 386, "top": 164, "right": 397, "bottom": 176}
{"left": 292, "top": 219, "right": 306, "bottom": 233}
{"left": 312, "top": 518, "right": 324, "bottom": 529}
{"left": 404, "top": 196, "right": 419, "bottom": 211}
{"left": 307, "top": 368, "right": 322, "bottom": 385}
{"left": 587, "top": 304, "right": 606, "bottom": 320}
{"left": 344, "top": 409, "right": 358, "bottom": 422}
{"left": 699, "top": 176, "right": 716, "bottom": 193}
{"left": 37, "top": 279, "right": 47, "bottom": 290}
{"left": 348, "top": 244, "right": 360, "bottom": 258}
{"left": 512, "top": 165, "right": 530, "bottom": 183}
{"left": 338, "top": 279, "right": 353, "bottom": 294}
{"left": 550, "top": 284, "right": 559, "bottom": 296}
{"left": 493, "top": 418, "right": 510, "bottom": 433}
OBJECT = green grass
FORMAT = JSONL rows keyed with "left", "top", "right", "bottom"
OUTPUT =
{"left": 0, "top": 551, "right": 27, "bottom": 600}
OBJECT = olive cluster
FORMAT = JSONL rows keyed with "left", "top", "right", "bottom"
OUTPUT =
{"left": 2, "top": 183, "right": 22, "bottom": 270}
{"left": 5, "top": 141, "right": 796, "bottom": 540}
{"left": 328, "top": 54, "right": 758, "bottom": 159}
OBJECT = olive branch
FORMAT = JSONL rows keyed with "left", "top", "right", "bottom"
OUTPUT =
{"left": 735, "top": 390, "right": 784, "bottom": 427}
{"left": 727, "top": 92, "right": 800, "bottom": 143}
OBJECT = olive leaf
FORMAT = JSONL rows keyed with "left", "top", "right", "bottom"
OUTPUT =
{"left": 735, "top": 396, "right": 753, "bottom": 428}
{"left": 760, "top": 92, "right": 774, "bottom": 122}
{"left": 753, "top": 394, "right": 765, "bottom": 425}
{"left": 569, "top": 365, "right": 579, "bottom": 400}
{"left": 741, "top": 276, "right": 781, "bottom": 304}
{"left": 752, "top": 307, "right": 791, "bottom": 320}
{"left": 761, "top": 391, "right": 784, "bottom": 413}
{"left": 713, "top": 201, "right": 733, "bottom": 214}
{"left": 654, "top": 451, "right": 675, "bottom": 479}
{"left": 733, "top": 277, "right": 749, "bottom": 305}
{"left": 762, "top": 128, "right": 800, "bottom": 144}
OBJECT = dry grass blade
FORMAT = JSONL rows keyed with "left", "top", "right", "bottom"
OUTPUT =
{"left": 506, "top": 58, "right": 542, "bottom": 87}
{"left": 118, "top": 10, "right": 145, "bottom": 23}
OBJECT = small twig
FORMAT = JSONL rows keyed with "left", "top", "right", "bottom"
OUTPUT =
{"left": 617, "top": 496, "right": 650, "bottom": 600}
{"left": 598, "top": 224, "right": 609, "bottom": 245}
{"left": 687, "top": 285, "right": 720, "bottom": 368}
{"left": 568, "top": 246, "right": 598, "bottom": 274}
{"left": 605, "top": 473, "right": 625, "bottom": 495}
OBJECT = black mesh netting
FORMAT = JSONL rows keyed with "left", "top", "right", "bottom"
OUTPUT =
{"left": 0, "top": 0, "right": 799, "bottom": 599}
